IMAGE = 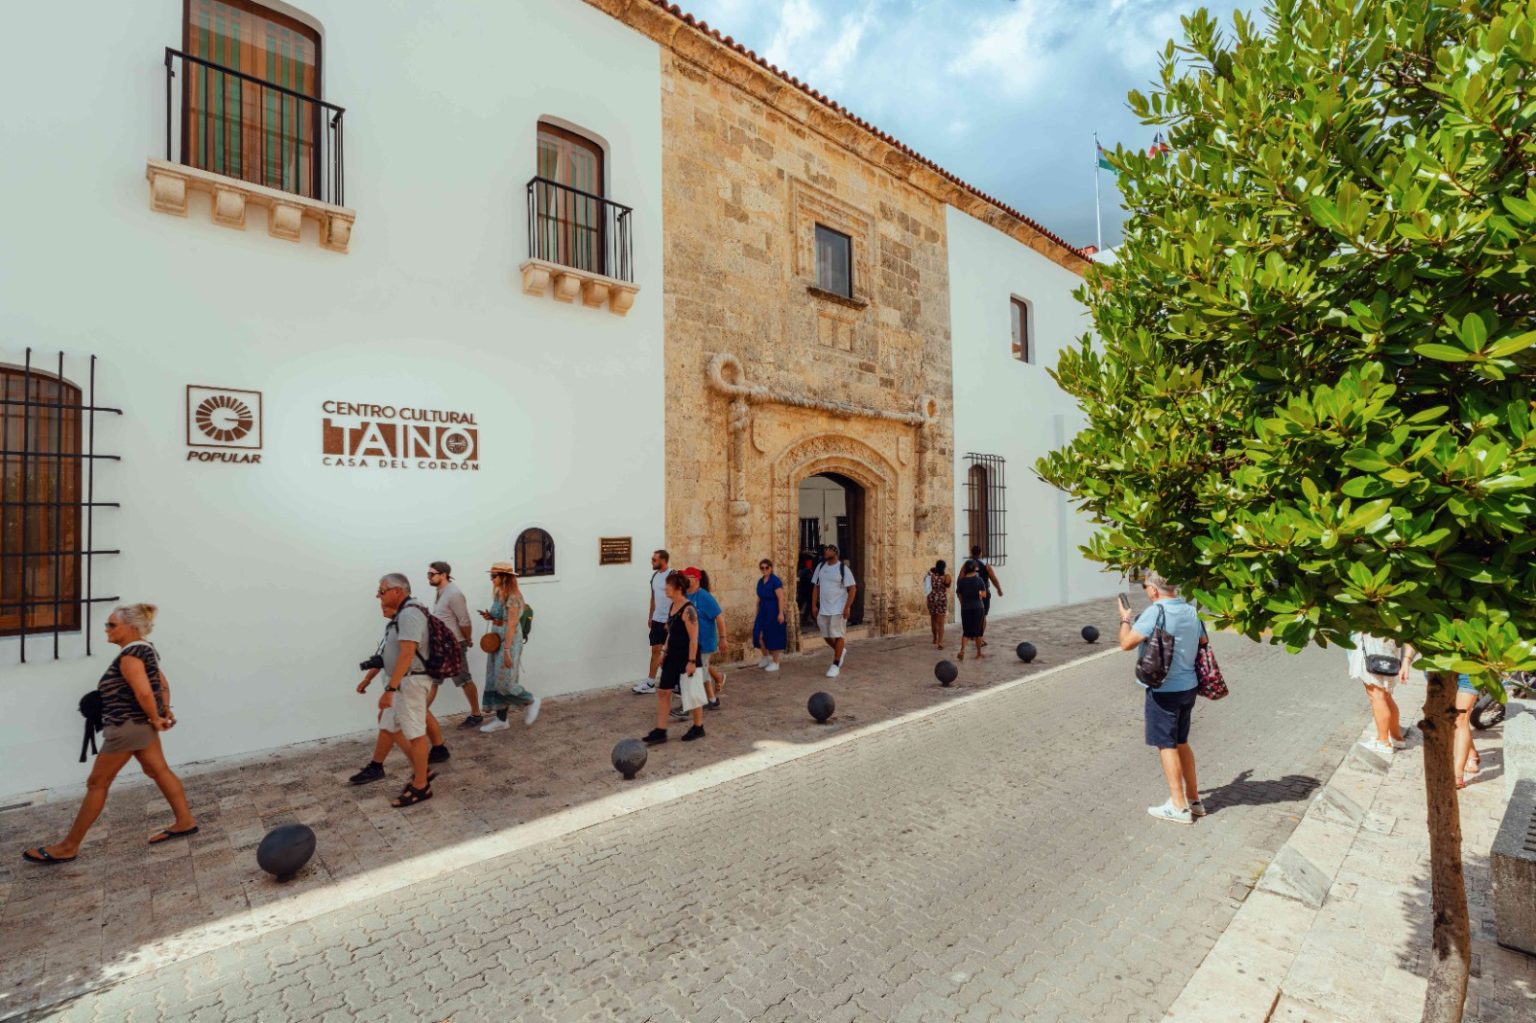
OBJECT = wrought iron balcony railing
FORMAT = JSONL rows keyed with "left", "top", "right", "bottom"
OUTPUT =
{"left": 526, "top": 177, "right": 633, "bottom": 283}
{"left": 164, "top": 47, "right": 345, "bottom": 206}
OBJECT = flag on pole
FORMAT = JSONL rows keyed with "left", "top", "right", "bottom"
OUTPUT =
{"left": 1096, "top": 143, "right": 1117, "bottom": 173}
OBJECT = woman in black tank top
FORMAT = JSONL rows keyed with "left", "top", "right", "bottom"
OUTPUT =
{"left": 644, "top": 571, "right": 703, "bottom": 745}
{"left": 23, "top": 604, "right": 198, "bottom": 865}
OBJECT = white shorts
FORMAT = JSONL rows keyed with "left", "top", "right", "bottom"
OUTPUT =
{"left": 379, "top": 676, "right": 433, "bottom": 740}
{"left": 818, "top": 613, "right": 846, "bottom": 639}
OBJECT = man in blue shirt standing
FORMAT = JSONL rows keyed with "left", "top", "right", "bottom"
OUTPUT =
{"left": 1119, "top": 572, "right": 1207, "bottom": 824}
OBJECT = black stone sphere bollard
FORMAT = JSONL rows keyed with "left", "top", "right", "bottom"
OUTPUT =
{"left": 935, "top": 660, "right": 959, "bottom": 686}
{"left": 1082, "top": 625, "right": 1100, "bottom": 644}
{"left": 612, "top": 738, "right": 648, "bottom": 781}
{"left": 1016, "top": 642, "right": 1037, "bottom": 663}
{"left": 256, "top": 823, "right": 316, "bottom": 882}
{"left": 808, "top": 691, "right": 836, "bottom": 723}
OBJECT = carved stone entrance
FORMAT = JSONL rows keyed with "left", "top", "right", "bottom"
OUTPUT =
{"left": 773, "top": 434, "right": 898, "bottom": 651}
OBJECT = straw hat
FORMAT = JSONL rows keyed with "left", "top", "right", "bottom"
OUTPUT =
{"left": 489, "top": 561, "right": 517, "bottom": 575}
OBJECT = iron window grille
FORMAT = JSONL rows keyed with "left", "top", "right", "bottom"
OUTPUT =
{"left": 515, "top": 528, "right": 556, "bottom": 578}
{"left": 526, "top": 177, "right": 634, "bottom": 283}
{"left": 963, "top": 453, "right": 1007, "bottom": 566}
{"left": 1, "top": 349, "right": 122, "bottom": 660}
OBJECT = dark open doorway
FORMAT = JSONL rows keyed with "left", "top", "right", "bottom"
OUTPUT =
{"left": 797, "top": 471, "right": 865, "bottom": 628}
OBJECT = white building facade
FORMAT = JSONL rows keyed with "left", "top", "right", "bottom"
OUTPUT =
{"left": 1, "top": 0, "right": 1114, "bottom": 799}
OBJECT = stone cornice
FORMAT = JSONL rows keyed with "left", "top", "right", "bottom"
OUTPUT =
{"left": 707, "top": 353, "right": 938, "bottom": 428}
{"left": 582, "top": 0, "right": 1091, "bottom": 275}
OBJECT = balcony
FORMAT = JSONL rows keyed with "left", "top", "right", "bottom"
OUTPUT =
{"left": 520, "top": 177, "right": 638, "bottom": 315}
{"left": 145, "top": 48, "right": 355, "bottom": 252}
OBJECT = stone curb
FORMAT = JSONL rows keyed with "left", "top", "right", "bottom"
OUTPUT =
{"left": 1161, "top": 720, "right": 1395, "bottom": 1022}
{"left": 42, "top": 645, "right": 1122, "bottom": 1013}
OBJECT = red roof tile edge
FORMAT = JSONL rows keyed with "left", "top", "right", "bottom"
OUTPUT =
{"left": 645, "top": 0, "right": 1090, "bottom": 266}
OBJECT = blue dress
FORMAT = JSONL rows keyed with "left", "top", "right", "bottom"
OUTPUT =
{"left": 753, "top": 574, "right": 787, "bottom": 651}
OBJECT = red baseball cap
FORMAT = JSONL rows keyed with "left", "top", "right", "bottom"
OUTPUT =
{"left": 682, "top": 567, "right": 702, "bottom": 580}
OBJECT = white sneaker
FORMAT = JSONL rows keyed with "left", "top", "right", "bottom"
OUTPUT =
{"left": 1362, "top": 739, "right": 1394, "bottom": 758}
{"left": 826, "top": 663, "right": 840, "bottom": 678}
{"left": 479, "top": 717, "right": 510, "bottom": 733}
{"left": 632, "top": 679, "right": 657, "bottom": 695}
{"left": 1188, "top": 799, "right": 1207, "bottom": 818}
{"left": 757, "top": 657, "right": 771, "bottom": 669}
{"left": 1147, "top": 800, "right": 1193, "bottom": 825}
{"left": 764, "top": 662, "right": 780, "bottom": 673}
{"left": 523, "top": 697, "right": 541, "bottom": 726}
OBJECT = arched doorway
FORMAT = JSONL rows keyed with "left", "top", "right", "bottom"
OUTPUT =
{"left": 797, "top": 472, "right": 865, "bottom": 628}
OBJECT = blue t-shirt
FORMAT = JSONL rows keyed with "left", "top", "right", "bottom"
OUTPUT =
{"left": 1131, "top": 597, "right": 1202, "bottom": 692}
{"left": 688, "top": 589, "right": 722, "bottom": 654}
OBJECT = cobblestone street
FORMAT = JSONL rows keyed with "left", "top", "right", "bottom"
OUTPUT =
{"left": 12, "top": 621, "right": 1368, "bottom": 1023}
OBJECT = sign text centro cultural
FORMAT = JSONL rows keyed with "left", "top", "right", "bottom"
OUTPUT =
{"left": 321, "top": 401, "right": 480, "bottom": 471}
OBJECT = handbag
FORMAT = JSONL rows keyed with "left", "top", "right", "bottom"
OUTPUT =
{"left": 1135, "top": 605, "right": 1174, "bottom": 689}
{"left": 479, "top": 632, "right": 501, "bottom": 654}
{"left": 1195, "top": 625, "right": 1229, "bottom": 700}
{"left": 1365, "top": 653, "right": 1401, "bottom": 677}
{"left": 680, "top": 666, "right": 709, "bottom": 713}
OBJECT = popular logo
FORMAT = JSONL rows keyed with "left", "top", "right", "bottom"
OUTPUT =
{"left": 186, "top": 386, "right": 262, "bottom": 464}
{"left": 320, "top": 401, "right": 480, "bottom": 471}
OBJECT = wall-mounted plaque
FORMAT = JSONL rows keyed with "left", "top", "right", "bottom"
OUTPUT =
{"left": 599, "top": 537, "right": 632, "bottom": 565}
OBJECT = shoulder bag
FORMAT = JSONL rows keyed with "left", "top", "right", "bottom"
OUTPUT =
{"left": 1135, "top": 605, "right": 1175, "bottom": 689}
{"left": 1195, "top": 623, "right": 1229, "bottom": 700}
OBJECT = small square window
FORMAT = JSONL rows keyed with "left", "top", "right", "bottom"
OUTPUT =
{"left": 1011, "top": 297, "right": 1033, "bottom": 364}
{"left": 815, "top": 224, "right": 853, "bottom": 298}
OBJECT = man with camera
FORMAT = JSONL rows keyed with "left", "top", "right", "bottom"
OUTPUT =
{"left": 348, "top": 574, "right": 439, "bottom": 805}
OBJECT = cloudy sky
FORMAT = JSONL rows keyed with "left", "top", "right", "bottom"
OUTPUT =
{"left": 676, "top": 0, "right": 1250, "bottom": 248}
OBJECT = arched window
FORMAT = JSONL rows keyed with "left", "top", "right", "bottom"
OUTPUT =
{"left": 184, "top": 0, "right": 323, "bottom": 197}
{"left": 515, "top": 528, "right": 556, "bottom": 578}
{"left": 534, "top": 122, "right": 606, "bottom": 274}
{"left": 1010, "top": 297, "right": 1033, "bottom": 363}
{"left": 2, "top": 367, "right": 82, "bottom": 636}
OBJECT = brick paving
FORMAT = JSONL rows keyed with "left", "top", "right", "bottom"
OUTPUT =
{"left": 1, "top": 599, "right": 1368, "bottom": 1021}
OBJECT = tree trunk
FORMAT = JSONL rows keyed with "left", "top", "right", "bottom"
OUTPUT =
{"left": 1420, "top": 669, "right": 1470, "bottom": 1023}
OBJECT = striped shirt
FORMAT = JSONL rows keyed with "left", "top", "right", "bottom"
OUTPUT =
{"left": 99, "top": 641, "right": 165, "bottom": 727}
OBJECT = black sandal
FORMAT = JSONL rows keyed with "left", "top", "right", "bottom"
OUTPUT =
{"left": 148, "top": 826, "right": 200, "bottom": 845}
{"left": 23, "top": 847, "right": 76, "bottom": 865}
{"left": 391, "top": 784, "right": 433, "bottom": 808}
{"left": 397, "top": 771, "right": 437, "bottom": 798}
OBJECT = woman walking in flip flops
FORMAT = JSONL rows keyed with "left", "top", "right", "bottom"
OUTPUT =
{"left": 23, "top": 603, "right": 197, "bottom": 865}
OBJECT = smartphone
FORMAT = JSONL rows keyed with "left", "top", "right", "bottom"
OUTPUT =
{"left": 1117, "top": 593, "right": 1132, "bottom": 612}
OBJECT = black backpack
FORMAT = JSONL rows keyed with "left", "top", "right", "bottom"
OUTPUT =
{"left": 78, "top": 690, "right": 104, "bottom": 762}
{"left": 1135, "top": 604, "right": 1176, "bottom": 690}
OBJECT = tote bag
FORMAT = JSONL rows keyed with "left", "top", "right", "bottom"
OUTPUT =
{"left": 680, "top": 667, "right": 709, "bottom": 713}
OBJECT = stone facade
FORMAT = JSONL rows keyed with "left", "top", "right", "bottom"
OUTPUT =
{"left": 659, "top": 51, "right": 954, "bottom": 654}
{"left": 582, "top": 0, "right": 1090, "bottom": 655}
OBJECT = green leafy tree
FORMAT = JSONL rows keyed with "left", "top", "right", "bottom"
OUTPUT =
{"left": 1039, "top": 2, "right": 1536, "bottom": 1019}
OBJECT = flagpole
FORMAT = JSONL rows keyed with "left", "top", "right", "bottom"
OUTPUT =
{"left": 1093, "top": 133, "right": 1103, "bottom": 252}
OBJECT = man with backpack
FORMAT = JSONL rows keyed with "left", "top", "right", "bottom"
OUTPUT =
{"left": 350, "top": 573, "right": 463, "bottom": 805}
{"left": 811, "top": 544, "right": 857, "bottom": 678}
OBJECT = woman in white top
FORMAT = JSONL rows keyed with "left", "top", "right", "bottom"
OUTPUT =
{"left": 1347, "top": 634, "right": 1413, "bottom": 757}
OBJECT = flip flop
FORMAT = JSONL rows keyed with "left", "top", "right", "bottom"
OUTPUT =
{"left": 22, "top": 847, "right": 76, "bottom": 865}
{"left": 147, "top": 826, "right": 200, "bottom": 845}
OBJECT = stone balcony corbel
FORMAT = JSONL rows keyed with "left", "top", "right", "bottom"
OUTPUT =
{"left": 144, "top": 158, "right": 356, "bottom": 252}
{"left": 518, "top": 258, "right": 640, "bottom": 316}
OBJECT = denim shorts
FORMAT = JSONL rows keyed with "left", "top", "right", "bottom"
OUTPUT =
{"left": 1457, "top": 673, "right": 1477, "bottom": 696}
{"left": 1144, "top": 688, "right": 1197, "bottom": 749}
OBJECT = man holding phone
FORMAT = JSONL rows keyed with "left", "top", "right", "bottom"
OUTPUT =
{"left": 1118, "top": 573, "right": 1205, "bottom": 824}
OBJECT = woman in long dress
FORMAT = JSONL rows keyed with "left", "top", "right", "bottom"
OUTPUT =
{"left": 753, "top": 558, "right": 787, "bottom": 671}
{"left": 478, "top": 562, "right": 540, "bottom": 733}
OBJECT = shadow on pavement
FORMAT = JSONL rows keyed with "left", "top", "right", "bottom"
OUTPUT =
{"left": 1202, "top": 768, "right": 1322, "bottom": 813}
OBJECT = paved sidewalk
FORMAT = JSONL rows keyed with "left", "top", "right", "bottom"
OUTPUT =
{"left": 1165, "top": 676, "right": 1536, "bottom": 1022}
{"left": 2, "top": 596, "right": 1124, "bottom": 1018}
{"left": 6, "top": 619, "right": 1367, "bottom": 1022}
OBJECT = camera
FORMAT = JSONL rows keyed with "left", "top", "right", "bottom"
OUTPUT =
{"left": 359, "top": 654, "right": 385, "bottom": 672}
